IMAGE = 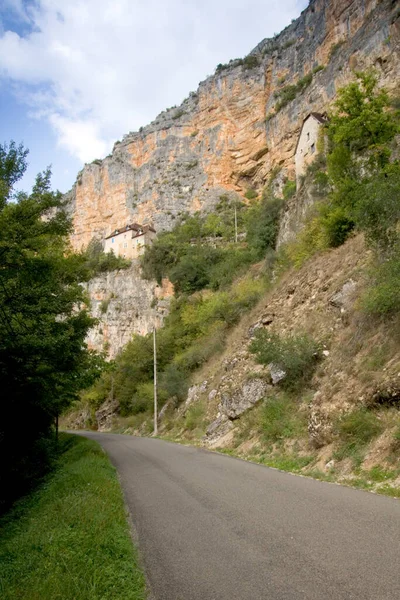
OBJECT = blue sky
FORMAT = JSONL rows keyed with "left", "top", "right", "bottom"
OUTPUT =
{"left": 0, "top": 0, "right": 308, "bottom": 194}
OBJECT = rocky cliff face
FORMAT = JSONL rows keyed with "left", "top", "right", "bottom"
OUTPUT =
{"left": 67, "top": 0, "right": 400, "bottom": 355}
{"left": 85, "top": 263, "right": 173, "bottom": 358}
{"left": 67, "top": 0, "right": 400, "bottom": 250}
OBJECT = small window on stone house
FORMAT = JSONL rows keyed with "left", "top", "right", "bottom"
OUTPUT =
{"left": 311, "top": 143, "right": 316, "bottom": 154}
{"left": 307, "top": 132, "right": 310, "bottom": 141}
{"left": 112, "top": 238, "right": 114, "bottom": 243}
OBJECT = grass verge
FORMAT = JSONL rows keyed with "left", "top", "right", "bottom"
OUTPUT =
{"left": 0, "top": 434, "right": 146, "bottom": 600}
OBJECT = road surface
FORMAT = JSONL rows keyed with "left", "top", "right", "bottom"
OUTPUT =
{"left": 78, "top": 432, "right": 400, "bottom": 600}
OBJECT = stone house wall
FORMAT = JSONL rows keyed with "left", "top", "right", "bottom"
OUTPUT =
{"left": 295, "top": 115, "right": 323, "bottom": 186}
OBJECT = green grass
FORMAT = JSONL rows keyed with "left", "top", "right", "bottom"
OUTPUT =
{"left": 262, "top": 395, "right": 308, "bottom": 442}
{"left": 0, "top": 434, "right": 147, "bottom": 600}
{"left": 333, "top": 408, "right": 384, "bottom": 466}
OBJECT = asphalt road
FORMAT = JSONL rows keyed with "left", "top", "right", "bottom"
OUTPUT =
{"left": 79, "top": 432, "right": 400, "bottom": 600}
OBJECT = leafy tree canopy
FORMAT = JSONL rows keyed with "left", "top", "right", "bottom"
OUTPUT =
{"left": 0, "top": 142, "right": 103, "bottom": 507}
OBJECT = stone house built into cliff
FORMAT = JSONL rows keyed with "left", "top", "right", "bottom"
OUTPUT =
{"left": 295, "top": 113, "right": 328, "bottom": 186}
{"left": 104, "top": 223, "right": 156, "bottom": 259}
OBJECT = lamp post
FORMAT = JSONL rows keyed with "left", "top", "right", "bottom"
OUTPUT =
{"left": 234, "top": 203, "right": 238, "bottom": 243}
{"left": 153, "top": 325, "right": 158, "bottom": 436}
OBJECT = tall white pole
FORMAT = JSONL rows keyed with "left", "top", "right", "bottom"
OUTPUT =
{"left": 153, "top": 325, "right": 158, "bottom": 436}
{"left": 234, "top": 204, "right": 238, "bottom": 243}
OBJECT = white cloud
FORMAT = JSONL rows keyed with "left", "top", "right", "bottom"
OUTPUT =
{"left": 0, "top": 0, "right": 308, "bottom": 163}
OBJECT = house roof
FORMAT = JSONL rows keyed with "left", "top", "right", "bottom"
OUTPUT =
{"left": 294, "top": 112, "right": 328, "bottom": 154}
{"left": 308, "top": 112, "right": 328, "bottom": 125}
{"left": 105, "top": 222, "right": 156, "bottom": 240}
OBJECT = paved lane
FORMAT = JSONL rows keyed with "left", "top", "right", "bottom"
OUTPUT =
{"left": 78, "top": 432, "right": 400, "bottom": 600}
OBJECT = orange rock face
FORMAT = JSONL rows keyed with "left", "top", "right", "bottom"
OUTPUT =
{"left": 67, "top": 0, "right": 400, "bottom": 251}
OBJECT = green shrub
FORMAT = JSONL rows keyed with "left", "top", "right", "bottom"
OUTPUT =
{"left": 283, "top": 180, "right": 296, "bottom": 200}
{"left": 244, "top": 188, "right": 258, "bottom": 200}
{"left": 185, "top": 402, "right": 206, "bottom": 431}
{"left": 312, "top": 65, "right": 325, "bottom": 74}
{"left": 169, "top": 247, "right": 219, "bottom": 293}
{"left": 242, "top": 55, "right": 260, "bottom": 70}
{"left": 320, "top": 204, "right": 355, "bottom": 248}
{"left": 100, "top": 298, "right": 110, "bottom": 314}
{"left": 159, "top": 365, "right": 189, "bottom": 401}
{"left": 336, "top": 408, "right": 382, "bottom": 444}
{"left": 353, "top": 165, "right": 400, "bottom": 251}
{"left": 245, "top": 195, "right": 284, "bottom": 258}
{"left": 334, "top": 408, "right": 383, "bottom": 464}
{"left": 262, "top": 395, "right": 307, "bottom": 442}
{"left": 208, "top": 247, "right": 256, "bottom": 290}
{"left": 361, "top": 251, "right": 400, "bottom": 315}
{"left": 250, "top": 330, "right": 321, "bottom": 389}
{"left": 278, "top": 207, "right": 329, "bottom": 268}
{"left": 84, "top": 239, "right": 130, "bottom": 275}
{"left": 275, "top": 73, "right": 313, "bottom": 112}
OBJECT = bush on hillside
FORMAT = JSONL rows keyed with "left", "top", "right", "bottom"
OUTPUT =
{"left": 262, "top": 395, "right": 307, "bottom": 442}
{"left": 250, "top": 330, "right": 321, "bottom": 389}
{"left": 283, "top": 180, "right": 296, "bottom": 200}
{"left": 361, "top": 250, "right": 400, "bottom": 315}
{"left": 245, "top": 195, "right": 284, "bottom": 258}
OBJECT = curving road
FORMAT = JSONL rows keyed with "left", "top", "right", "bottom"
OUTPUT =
{"left": 78, "top": 432, "right": 400, "bottom": 600}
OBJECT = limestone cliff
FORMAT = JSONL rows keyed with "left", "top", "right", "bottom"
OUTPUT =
{"left": 67, "top": 0, "right": 400, "bottom": 356}
{"left": 85, "top": 263, "right": 173, "bottom": 358}
{"left": 67, "top": 0, "right": 400, "bottom": 250}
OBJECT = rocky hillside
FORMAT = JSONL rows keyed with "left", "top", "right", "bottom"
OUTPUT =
{"left": 67, "top": 0, "right": 400, "bottom": 252}
{"left": 151, "top": 235, "right": 400, "bottom": 495}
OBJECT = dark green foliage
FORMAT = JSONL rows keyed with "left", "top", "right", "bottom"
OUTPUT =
{"left": 244, "top": 188, "right": 258, "bottom": 200}
{"left": 242, "top": 55, "right": 260, "bottom": 70}
{"left": 274, "top": 73, "right": 313, "bottom": 112}
{"left": 319, "top": 204, "right": 355, "bottom": 247}
{"left": 328, "top": 72, "right": 397, "bottom": 169}
{"left": 208, "top": 247, "right": 257, "bottom": 290}
{"left": 312, "top": 65, "right": 325, "bottom": 74}
{"left": 250, "top": 330, "right": 321, "bottom": 389}
{"left": 282, "top": 180, "right": 296, "bottom": 200}
{"left": 0, "top": 141, "right": 28, "bottom": 209}
{"left": 245, "top": 194, "right": 284, "bottom": 258}
{"left": 142, "top": 201, "right": 251, "bottom": 292}
{"left": 361, "top": 250, "right": 400, "bottom": 315}
{"left": 169, "top": 246, "right": 220, "bottom": 293}
{"left": 0, "top": 143, "right": 102, "bottom": 510}
{"left": 293, "top": 72, "right": 399, "bottom": 267}
{"left": 83, "top": 238, "right": 130, "bottom": 275}
{"left": 353, "top": 164, "right": 400, "bottom": 251}
{"left": 319, "top": 73, "right": 400, "bottom": 314}
{"left": 159, "top": 364, "right": 189, "bottom": 401}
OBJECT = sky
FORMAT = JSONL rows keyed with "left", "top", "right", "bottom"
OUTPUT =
{"left": 0, "top": 0, "right": 308, "bottom": 193}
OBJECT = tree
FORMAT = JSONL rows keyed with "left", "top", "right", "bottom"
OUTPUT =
{"left": 318, "top": 71, "right": 399, "bottom": 246}
{"left": 0, "top": 143, "right": 100, "bottom": 508}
